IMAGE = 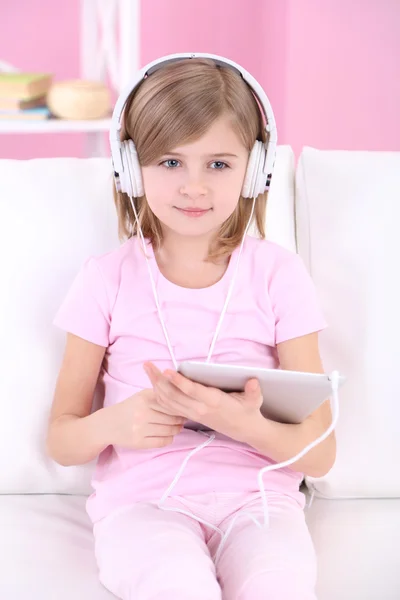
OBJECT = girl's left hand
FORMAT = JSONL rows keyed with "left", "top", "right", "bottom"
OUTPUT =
{"left": 143, "top": 361, "right": 264, "bottom": 443}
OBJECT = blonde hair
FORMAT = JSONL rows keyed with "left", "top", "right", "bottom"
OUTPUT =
{"left": 114, "top": 58, "right": 269, "bottom": 261}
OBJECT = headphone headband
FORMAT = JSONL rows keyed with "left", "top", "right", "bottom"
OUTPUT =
{"left": 110, "top": 52, "right": 278, "bottom": 196}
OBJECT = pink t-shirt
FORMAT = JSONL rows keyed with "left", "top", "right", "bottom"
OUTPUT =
{"left": 54, "top": 235, "right": 326, "bottom": 523}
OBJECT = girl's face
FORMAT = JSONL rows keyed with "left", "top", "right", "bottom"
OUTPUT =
{"left": 141, "top": 116, "right": 249, "bottom": 240}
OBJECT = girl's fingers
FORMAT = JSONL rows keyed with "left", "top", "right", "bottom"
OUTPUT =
{"left": 163, "top": 369, "right": 221, "bottom": 408}
{"left": 144, "top": 362, "right": 219, "bottom": 421}
{"left": 145, "top": 361, "right": 209, "bottom": 402}
{"left": 164, "top": 369, "right": 200, "bottom": 395}
{"left": 145, "top": 423, "right": 183, "bottom": 437}
{"left": 244, "top": 378, "right": 263, "bottom": 406}
{"left": 156, "top": 385, "right": 203, "bottom": 419}
{"left": 149, "top": 408, "right": 186, "bottom": 424}
{"left": 145, "top": 362, "right": 207, "bottom": 408}
{"left": 142, "top": 436, "right": 175, "bottom": 449}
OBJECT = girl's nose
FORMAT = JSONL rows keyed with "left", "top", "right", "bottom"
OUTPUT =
{"left": 179, "top": 179, "right": 207, "bottom": 200}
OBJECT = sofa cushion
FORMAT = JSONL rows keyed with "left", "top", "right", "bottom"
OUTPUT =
{"left": 0, "top": 158, "right": 119, "bottom": 494}
{"left": 295, "top": 147, "right": 400, "bottom": 498}
{"left": 260, "top": 144, "right": 296, "bottom": 250}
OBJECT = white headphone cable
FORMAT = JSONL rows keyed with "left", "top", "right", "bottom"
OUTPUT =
{"left": 128, "top": 195, "right": 256, "bottom": 369}
{"left": 213, "top": 370, "right": 340, "bottom": 564}
{"left": 206, "top": 198, "right": 256, "bottom": 363}
{"left": 128, "top": 195, "right": 178, "bottom": 370}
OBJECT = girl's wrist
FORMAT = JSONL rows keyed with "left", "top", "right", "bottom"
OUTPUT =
{"left": 247, "top": 413, "right": 278, "bottom": 452}
{"left": 237, "top": 411, "right": 270, "bottom": 448}
{"left": 47, "top": 407, "right": 112, "bottom": 466}
{"left": 86, "top": 406, "right": 114, "bottom": 451}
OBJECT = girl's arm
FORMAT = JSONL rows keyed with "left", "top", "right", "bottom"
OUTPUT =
{"left": 46, "top": 333, "right": 110, "bottom": 466}
{"left": 246, "top": 332, "right": 337, "bottom": 477}
{"left": 47, "top": 333, "right": 185, "bottom": 466}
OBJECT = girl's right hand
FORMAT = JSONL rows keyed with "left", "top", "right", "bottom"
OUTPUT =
{"left": 102, "top": 388, "right": 186, "bottom": 450}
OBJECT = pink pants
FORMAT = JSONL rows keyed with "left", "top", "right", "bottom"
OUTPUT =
{"left": 94, "top": 491, "right": 317, "bottom": 600}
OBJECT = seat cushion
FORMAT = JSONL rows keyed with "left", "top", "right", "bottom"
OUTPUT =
{"left": 0, "top": 495, "right": 114, "bottom": 600}
{"left": 1, "top": 494, "right": 399, "bottom": 599}
{"left": 306, "top": 497, "right": 400, "bottom": 600}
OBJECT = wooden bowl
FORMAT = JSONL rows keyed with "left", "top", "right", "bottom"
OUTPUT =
{"left": 47, "top": 80, "right": 111, "bottom": 120}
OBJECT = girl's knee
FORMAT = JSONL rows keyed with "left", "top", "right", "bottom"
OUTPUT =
{"left": 237, "top": 571, "right": 317, "bottom": 600}
{"left": 150, "top": 590, "right": 221, "bottom": 600}
{"left": 99, "top": 563, "right": 222, "bottom": 600}
{"left": 103, "top": 580, "right": 220, "bottom": 600}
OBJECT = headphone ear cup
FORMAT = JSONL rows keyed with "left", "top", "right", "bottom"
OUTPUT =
{"left": 241, "top": 141, "right": 265, "bottom": 199}
{"left": 118, "top": 141, "right": 134, "bottom": 197}
{"left": 253, "top": 143, "right": 269, "bottom": 198}
{"left": 120, "top": 140, "right": 144, "bottom": 198}
{"left": 127, "top": 140, "right": 144, "bottom": 197}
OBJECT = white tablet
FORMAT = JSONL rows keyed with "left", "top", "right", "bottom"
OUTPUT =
{"left": 178, "top": 361, "right": 345, "bottom": 427}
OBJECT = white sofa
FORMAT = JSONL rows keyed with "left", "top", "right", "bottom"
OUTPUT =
{"left": 0, "top": 147, "right": 399, "bottom": 599}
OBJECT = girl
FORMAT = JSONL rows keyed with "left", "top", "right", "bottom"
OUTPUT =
{"left": 47, "top": 55, "right": 335, "bottom": 600}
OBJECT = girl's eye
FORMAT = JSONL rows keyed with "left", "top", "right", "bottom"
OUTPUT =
{"left": 210, "top": 161, "right": 228, "bottom": 170}
{"left": 161, "top": 159, "right": 180, "bottom": 168}
{"left": 159, "top": 159, "right": 229, "bottom": 169}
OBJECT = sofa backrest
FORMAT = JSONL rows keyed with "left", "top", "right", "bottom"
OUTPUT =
{"left": 296, "top": 147, "right": 400, "bottom": 499}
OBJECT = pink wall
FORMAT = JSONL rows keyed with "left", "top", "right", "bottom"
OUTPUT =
{"left": 141, "top": 0, "right": 267, "bottom": 81}
{"left": 0, "top": 0, "right": 82, "bottom": 158}
{"left": 0, "top": 0, "right": 399, "bottom": 159}
{"left": 281, "top": 0, "right": 400, "bottom": 155}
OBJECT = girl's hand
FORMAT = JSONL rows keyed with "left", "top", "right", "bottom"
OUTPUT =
{"left": 144, "top": 362, "right": 264, "bottom": 443}
{"left": 104, "top": 388, "right": 185, "bottom": 450}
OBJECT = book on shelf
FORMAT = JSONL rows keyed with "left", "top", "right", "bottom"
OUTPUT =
{"left": 0, "top": 95, "right": 47, "bottom": 110}
{"left": 0, "top": 73, "right": 53, "bottom": 100}
{"left": 0, "top": 107, "right": 50, "bottom": 120}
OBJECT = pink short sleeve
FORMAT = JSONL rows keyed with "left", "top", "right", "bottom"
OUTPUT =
{"left": 54, "top": 257, "right": 110, "bottom": 347}
{"left": 270, "top": 253, "right": 327, "bottom": 344}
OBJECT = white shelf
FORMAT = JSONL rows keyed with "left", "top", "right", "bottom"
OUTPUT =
{"left": 0, "top": 117, "right": 111, "bottom": 134}
{"left": 0, "top": 0, "right": 140, "bottom": 156}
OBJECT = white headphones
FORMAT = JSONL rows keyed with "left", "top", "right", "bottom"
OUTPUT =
{"left": 109, "top": 52, "right": 278, "bottom": 200}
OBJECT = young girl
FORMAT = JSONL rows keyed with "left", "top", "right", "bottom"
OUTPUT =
{"left": 47, "top": 54, "right": 335, "bottom": 600}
